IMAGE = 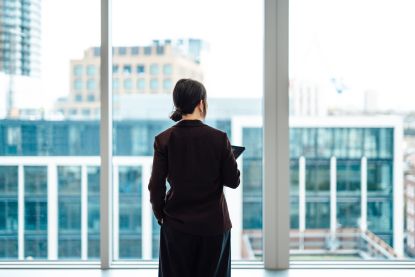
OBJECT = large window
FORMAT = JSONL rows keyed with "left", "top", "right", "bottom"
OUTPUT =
{"left": 112, "top": 0, "right": 263, "bottom": 261}
{"left": 0, "top": 0, "right": 101, "bottom": 261}
{"left": 289, "top": 0, "right": 413, "bottom": 261}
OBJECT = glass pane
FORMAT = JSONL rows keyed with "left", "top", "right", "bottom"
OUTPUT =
{"left": 0, "top": 0, "right": 100, "bottom": 260}
{"left": 290, "top": 0, "right": 413, "bottom": 260}
{"left": 112, "top": 0, "right": 263, "bottom": 261}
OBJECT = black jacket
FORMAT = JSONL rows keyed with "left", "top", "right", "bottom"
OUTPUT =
{"left": 148, "top": 119, "right": 240, "bottom": 236}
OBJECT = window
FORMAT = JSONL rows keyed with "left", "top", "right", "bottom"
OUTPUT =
{"left": 123, "top": 65, "right": 132, "bottom": 74}
{"left": 87, "top": 79, "right": 96, "bottom": 91}
{"left": 74, "top": 65, "right": 83, "bottom": 76}
{"left": 58, "top": 166, "right": 81, "bottom": 259}
{"left": 123, "top": 78, "right": 132, "bottom": 90}
{"left": 87, "top": 94, "right": 95, "bottom": 102}
{"left": 93, "top": 47, "right": 100, "bottom": 57}
{"left": 118, "top": 47, "right": 127, "bottom": 55}
{"left": 0, "top": 167, "right": 18, "bottom": 258}
{"left": 131, "top": 47, "right": 139, "bottom": 55}
{"left": 163, "top": 64, "right": 172, "bottom": 75}
{"left": 136, "top": 79, "right": 145, "bottom": 90}
{"left": 150, "top": 64, "right": 159, "bottom": 75}
{"left": 136, "top": 64, "right": 145, "bottom": 74}
{"left": 112, "top": 78, "right": 119, "bottom": 90}
{"left": 163, "top": 79, "right": 172, "bottom": 90}
{"left": 113, "top": 64, "right": 119, "bottom": 73}
{"left": 144, "top": 46, "right": 152, "bottom": 55}
{"left": 25, "top": 166, "right": 48, "bottom": 259}
{"left": 86, "top": 65, "right": 96, "bottom": 76}
{"left": 74, "top": 79, "right": 82, "bottom": 91}
{"left": 75, "top": 94, "right": 82, "bottom": 102}
{"left": 150, "top": 79, "right": 158, "bottom": 90}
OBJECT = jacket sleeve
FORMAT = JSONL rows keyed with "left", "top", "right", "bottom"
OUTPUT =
{"left": 221, "top": 133, "right": 241, "bottom": 189}
{"left": 148, "top": 136, "right": 168, "bottom": 225}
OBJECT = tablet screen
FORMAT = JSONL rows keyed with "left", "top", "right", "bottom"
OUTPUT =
{"left": 231, "top": 145, "right": 246, "bottom": 159}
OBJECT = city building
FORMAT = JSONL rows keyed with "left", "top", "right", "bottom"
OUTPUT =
{"left": 0, "top": 0, "right": 41, "bottom": 76}
{"left": 0, "top": 0, "right": 42, "bottom": 117}
{"left": 0, "top": 95, "right": 405, "bottom": 260}
{"left": 54, "top": 39, "right": 206, "bottom": 119}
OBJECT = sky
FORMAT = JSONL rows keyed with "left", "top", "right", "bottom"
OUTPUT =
{"left": 9, "top": 0, "right": 415, "bottom": 112}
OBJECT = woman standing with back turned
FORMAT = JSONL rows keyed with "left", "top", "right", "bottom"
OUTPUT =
{"left": 148, "top": 79, "right": 240, "bottom": 277}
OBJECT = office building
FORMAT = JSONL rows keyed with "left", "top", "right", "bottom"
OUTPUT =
{"left": 0, "top": 95, "right": 404, "bottom": 260}
{"left": 54, "top": 39, "right": 205, "bottom": 119}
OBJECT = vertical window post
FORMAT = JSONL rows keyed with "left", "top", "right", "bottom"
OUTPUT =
{"left": 263, "top": 0, "right": 289, "bottom": 270}
{"left": 100, "top": 0, "right": 113, "bottom": 269}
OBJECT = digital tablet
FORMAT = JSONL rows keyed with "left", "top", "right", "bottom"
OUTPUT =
{"left": 231, "top": 145, "right": 246, "bottom": 159}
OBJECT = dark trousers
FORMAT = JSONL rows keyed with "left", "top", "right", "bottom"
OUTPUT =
{"left": 158, "top": 223, "right": 231, "bottom": 277}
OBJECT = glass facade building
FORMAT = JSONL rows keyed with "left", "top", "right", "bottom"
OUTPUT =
{"left": 0, "top": 117, "right": 401, "bottom": 259}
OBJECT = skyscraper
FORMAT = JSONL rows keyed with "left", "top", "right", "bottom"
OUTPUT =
{"left": 0, "top": 0, "right": 42, "bottom": 117}
{"left": 0, "top": 0, "right": 41, "bottom": 76}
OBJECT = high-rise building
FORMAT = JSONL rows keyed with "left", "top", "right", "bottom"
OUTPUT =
{"left": 0, "top": 0, "right": 41, "bottom": 76}
{"left": 54, "top": 39, "right": 206, "bottom": 119}
{"left": 0, "top": 0, "right": 42, "bottom": 117}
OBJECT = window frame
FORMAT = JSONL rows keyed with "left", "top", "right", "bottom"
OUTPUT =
{"left": 0, "top": 0, "right": 414, "bottom": 271}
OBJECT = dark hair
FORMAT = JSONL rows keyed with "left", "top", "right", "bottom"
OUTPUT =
{"left": 170, "top": 79, "right": 207, "bottom": 122}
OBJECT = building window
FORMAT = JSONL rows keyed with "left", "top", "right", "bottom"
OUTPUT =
{"left": 82, "top": 109, "right": 90, "bottom": 116}
{"left": 74, "top": 65, "right": 83, "bottom": 76}
{"left": 163, "top": 79, "right": 172, "bottom": 90}
{"left": 144, "top": 46, "right": 152, "bottom": 55}
{"left": 93, "top": 47, "right": 100, "bottom": 57}
{"left": 137, "top": 79, "right": 145, "bottom": 90}
{"left": 150, "top": 79, "right": 158, "bottom": 90}
{"left": 150, "top": 64, "right": 159, "bottom": 75}
{"left": 87, "top": 94, "right": 95, "bottom": 102}
{"left": 131, "top": 47, "right": 139, "bottom": 55}
{"left": 156, "top": 45, "right": 164, "bottom": 55}
{"left": 112, "top": 78, "right": 119, "bottom": 90}
{"left": 87, "top": 79, "right": 96, "bottom": 91}
{"left": 123, "top": 78, "right": 132, "bottom": 90}
{"left": 86, "top": 65, "right": 96, "bottom": 76}
{"left": 113, "top": 64, "right": 119, "bottom": 73}
{"left": 118, "top": 47, "right": 127, "bottom": 55}
{"left": 123, "top": 65, "right": 132, "bottom": 74}
{"left": 69, "top": 109, "right": 77, "bottom": 115}
{"left": 136, "top": 64, "right": 145, "bottom": 74}
{"left": 163, "top": 64, "right": 172, "bottom": 75}
{"left": 75, "top": 94, "right": 82, "bottom": 102}
{"left": 74, "top": 79, "right": 82, "bottom": 91}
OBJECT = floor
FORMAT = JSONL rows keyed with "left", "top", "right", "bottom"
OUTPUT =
{"left": 1, "top": 269, "right": 415, "bottom": 277}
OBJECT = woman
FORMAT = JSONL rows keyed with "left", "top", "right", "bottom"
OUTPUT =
{"left": 148, "top": 78, "right": 240, "bottom": 277}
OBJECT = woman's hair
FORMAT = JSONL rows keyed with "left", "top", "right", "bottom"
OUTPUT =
{"left": 170, "top": 79, "right": 207, "bottom": 122}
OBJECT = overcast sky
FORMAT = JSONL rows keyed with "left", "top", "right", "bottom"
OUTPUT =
{"left": 34, "top": 0, "right": 415, "bottom": 111}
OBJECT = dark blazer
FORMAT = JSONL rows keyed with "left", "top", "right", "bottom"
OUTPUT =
{"left": 148, "top": 119, "right": 240, "bottom": 236}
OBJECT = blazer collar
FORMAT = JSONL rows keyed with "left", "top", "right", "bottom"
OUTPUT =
{"left": 174, "top": 119, "right": 205, "bottom": 127}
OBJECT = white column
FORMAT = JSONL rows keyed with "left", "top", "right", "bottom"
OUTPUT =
{"left": 142, "top": 162, "right": 152, "bottom": 259}
{"left": 112, "top": 165, "right": 119, "bottom": 260}
{"left": 264, "top": 0, "right": 289, "bottom": 269}
{"left": 100, "top": 0, "right": 113, "bottom": 268}
{"left": 47, "top": 163, "right": 58, "bottom": 260}
{"left": 360, "top": 157, "right": 367, "bottom": 232}
{"left": 81, "top": 165, "right": 88, "bottom": 260}
{"left": 299, "top": 156, "right": 306, "bottom": 250}
{"left": 18, "top": 164, "right": 24, "bottom": 260}
{"left": 330, "top": 156, "right": 337, "bottom": 250}
{"left": 393, "top": 120, "right": 404, "bottom": 257}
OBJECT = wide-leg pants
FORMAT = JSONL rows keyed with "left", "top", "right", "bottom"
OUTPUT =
{"left": 158, "top": 223, "right": 231, "bottom": 277}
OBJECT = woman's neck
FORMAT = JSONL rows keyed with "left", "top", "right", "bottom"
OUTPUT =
{"left": 181, "top": 113, "right": 203, "bottom": 121}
